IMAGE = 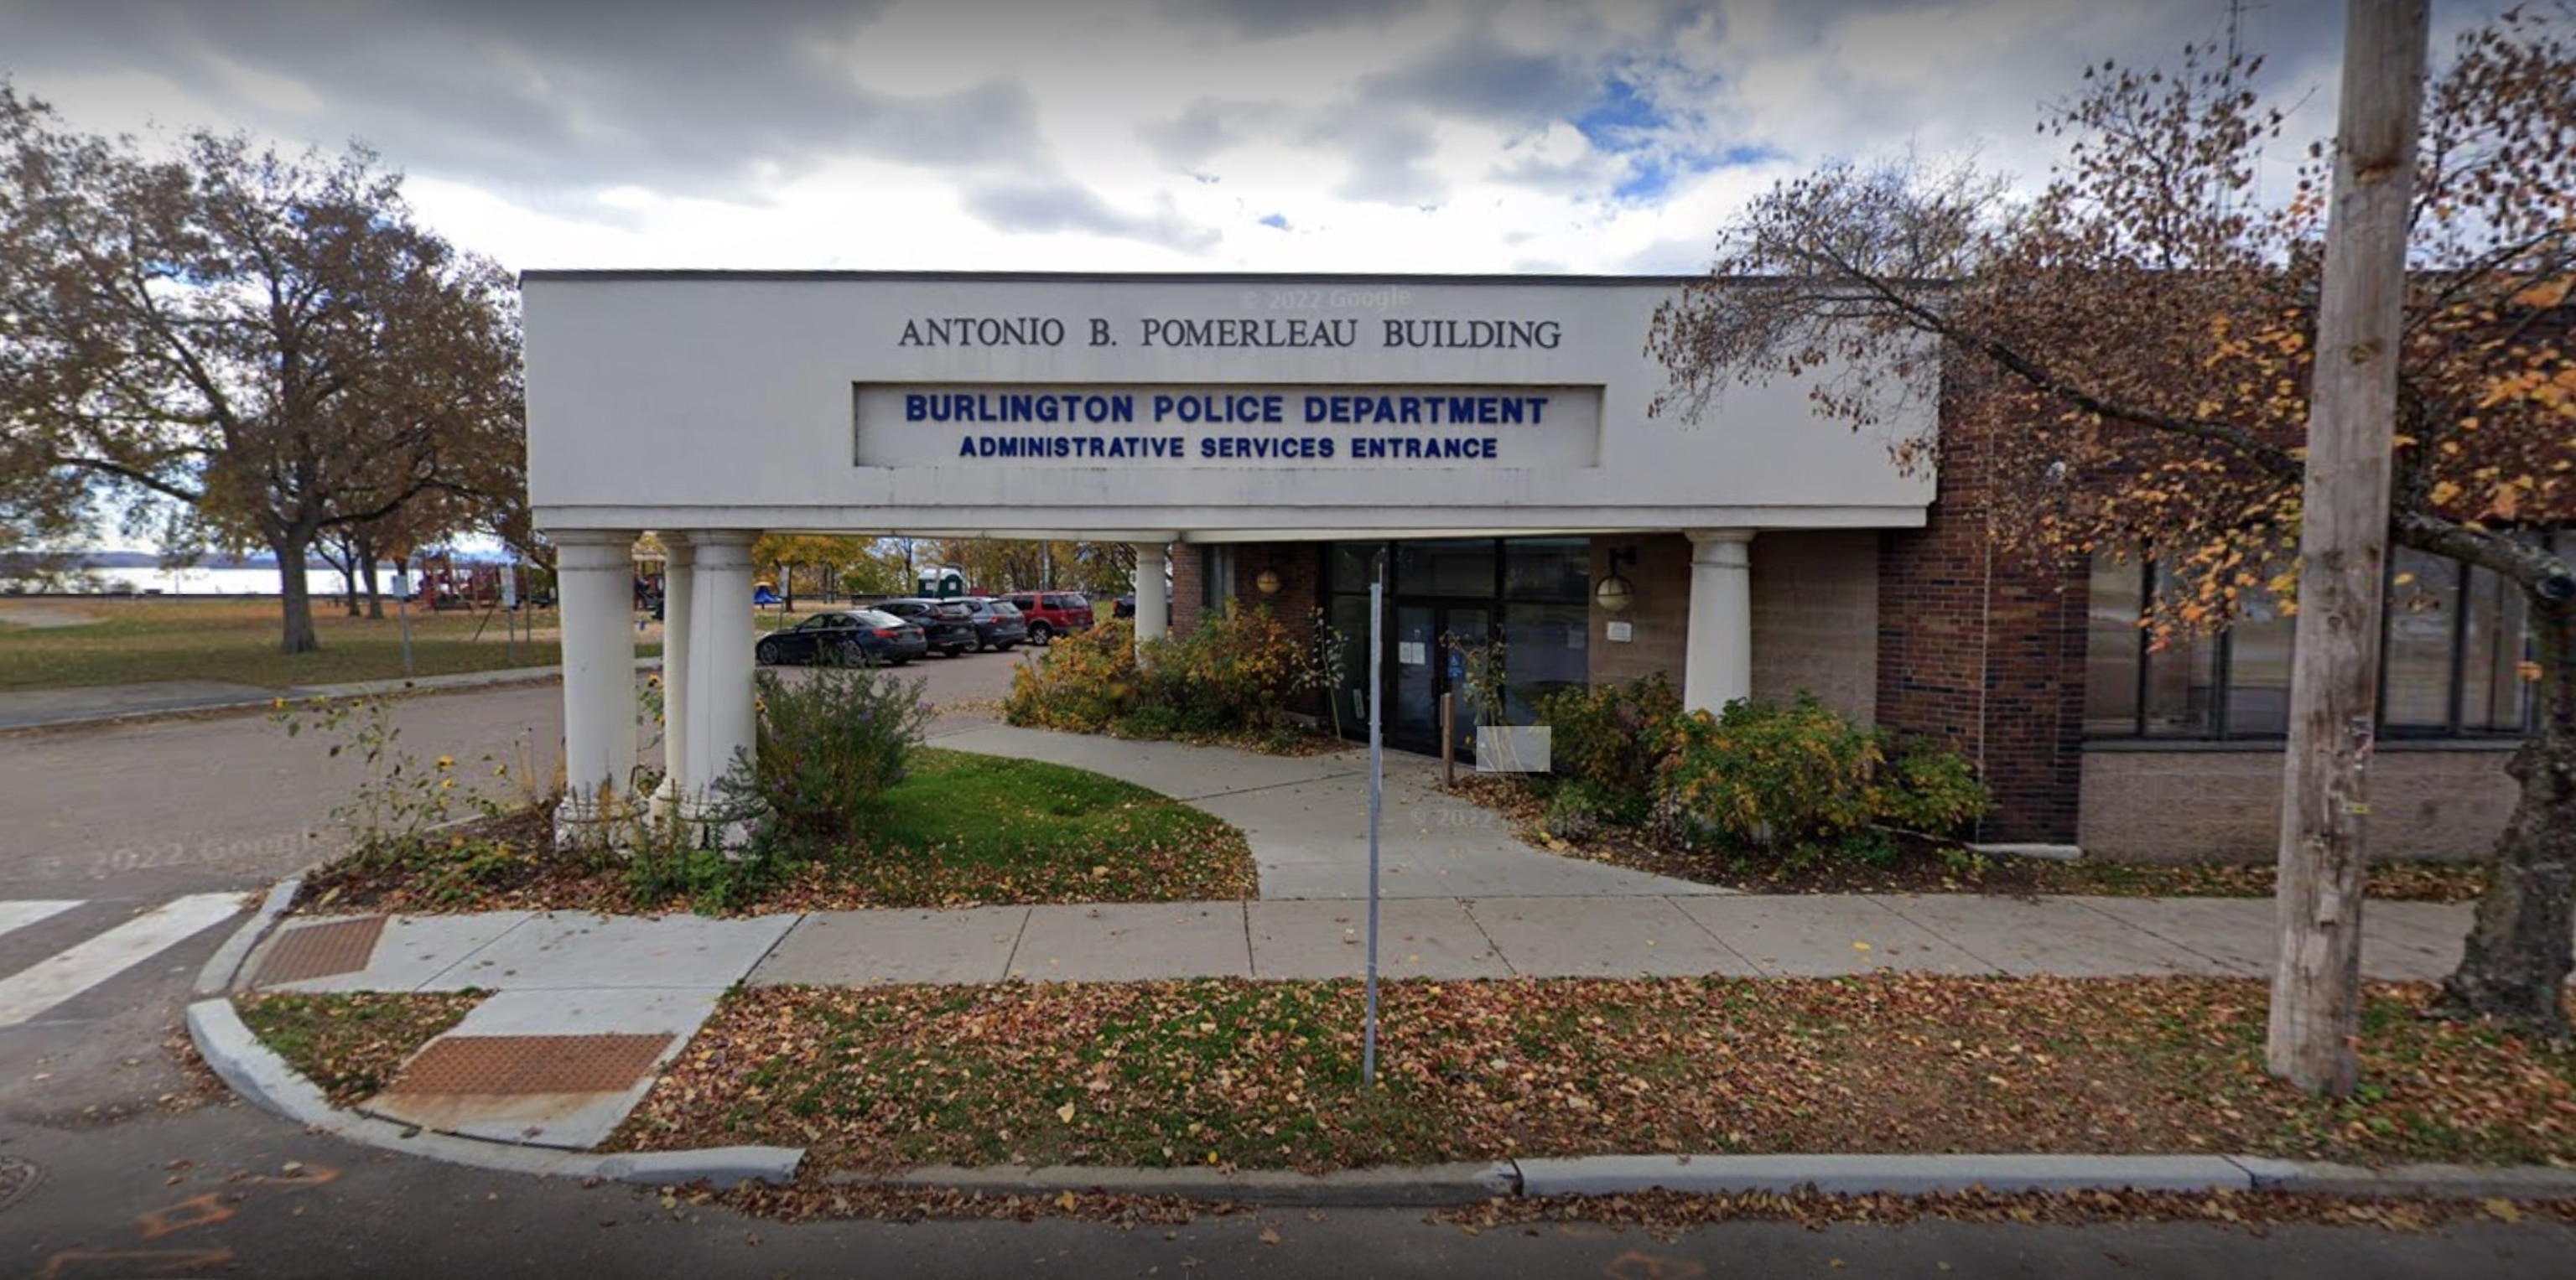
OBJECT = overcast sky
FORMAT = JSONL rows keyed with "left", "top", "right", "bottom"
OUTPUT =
{"left": 0, "top": 0, "right": 2521, "bottom": 275}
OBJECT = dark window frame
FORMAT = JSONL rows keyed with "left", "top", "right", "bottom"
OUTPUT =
{"left": 2087, "top": 539, "right": 2552, "bottom": 742}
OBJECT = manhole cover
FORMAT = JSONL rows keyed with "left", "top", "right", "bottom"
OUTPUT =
{"left": 0, "top": 1157, "right": 39, "bottom": 1215}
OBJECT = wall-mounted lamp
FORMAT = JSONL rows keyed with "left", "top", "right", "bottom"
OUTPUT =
{"left": 1254, "top": 564, "right": 1284, "bottom": 596}
{"left": 1594, "top": 546, "right": 1638, "bottom": 614}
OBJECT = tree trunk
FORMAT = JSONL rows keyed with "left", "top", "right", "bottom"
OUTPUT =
{"left": 275, "top": 532, "right": 321, "bottom": 654}
{"left": 361, "top": 556, "right": 384, "bottom": 620}
{"left": 2441, "top": 595, "right": 2576, "bottom": 1034}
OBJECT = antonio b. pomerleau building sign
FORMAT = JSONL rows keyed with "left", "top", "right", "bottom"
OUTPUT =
{"left": 524, "top": 272, "right": 2527, "bottom": 862}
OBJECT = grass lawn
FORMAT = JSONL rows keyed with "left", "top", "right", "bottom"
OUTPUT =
{"left": 0, "top": 596, "right": 659, "bottom": 692}
{"left": 233, "top": 989, "right": 485, "bottom": 1106}
{"left": 298, "top": 746, "right": 1256, "bottom": 915}
{"left": 616, "top": 976, "right": 2576, "bottom": 1176}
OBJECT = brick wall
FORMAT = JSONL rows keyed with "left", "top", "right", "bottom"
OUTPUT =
{"left": 1588, "top": 534, "right": 1690, "bottom": 687}
{"left": 1170, "top": 542, "right": 1203, "bottom": 635}
{"left": 2080, "top": 744, "right": 2520, "bottom": 862}
{"left": 1875, "top": 407, "right": 2089, "bottom": 843}
{"left": 1751, "top": 531, "right": 1879, "bottom": 725}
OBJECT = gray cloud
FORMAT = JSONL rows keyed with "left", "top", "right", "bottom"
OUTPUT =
{"left": 1307, "top": 106, "right": 1444, "bottom": 205}
{"left": 1157, "top": 0, "right": 1428, "bottom": 43}
{"left": 961, "top": 177, "right": 1220, "bottom": 252}
{"left": 1137, "top": 98, "right": 1270, "bottom": 171}
{"left": 0, "top": 0, "right": 1050, "bottom": 201}
{"left": 1357, "top": 26, "right": 1595, "bottom": 124}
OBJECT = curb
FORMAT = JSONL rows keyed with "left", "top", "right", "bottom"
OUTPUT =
{"left": 184, "top": 997, "right": 801, "bottom": 1188}
{"left": 1515, "top": 1154, "right": 2256, "bottom": 1198}
{"left": 844, "top": 1163, "right": 1517, "bottom": 1207}
{"left": 195, "top": 874, "right": 306, "bottom": 998}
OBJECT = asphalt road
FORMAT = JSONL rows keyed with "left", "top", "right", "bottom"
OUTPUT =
{"left": 5, "top": 645, "right": 2573, "bottom": 1276}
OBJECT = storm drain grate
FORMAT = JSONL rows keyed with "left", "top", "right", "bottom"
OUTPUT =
{"left": 0, "top": 1157, "right": 36, "bottom": 1215}
{"left": 252, "top": 915, "right": 387, "bottom": 987}
{"left": 383, "top": 1034, "right": 675, "bottom": 1096}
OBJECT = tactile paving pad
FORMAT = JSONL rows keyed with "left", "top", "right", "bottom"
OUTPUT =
{"left": 252, "top": 915, "right": 387, "bottom": 987}
{"left": 382, "top": 1034, "right": 675, "bottom": 1096}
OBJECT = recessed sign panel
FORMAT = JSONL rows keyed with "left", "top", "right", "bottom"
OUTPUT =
{"left": 855, "top": 383, "right": 1602, "bottom": 469}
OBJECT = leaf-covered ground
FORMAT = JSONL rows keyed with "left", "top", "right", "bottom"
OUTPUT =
{"left": 615, "top": 976, "right": 2576, "bottom": 1175}
{"left": 1443, "top": 777, "right": 2487, "bottom": 902}
{"left": 296, "top": 748, "right": 1256, "bottom": 915}
{"left": 234, "top": 990, "right": 485, "bottom": 1106}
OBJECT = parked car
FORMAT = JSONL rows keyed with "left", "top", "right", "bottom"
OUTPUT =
{"left": 752, "top": 609, "right": 927, "bottom": 667}
{"left": 872, "top": 597, "right": 979, "bottom": 657}
{"left": 1000, "top": 590, "right": 1094, "bottom": 644}
{"left": 1112, "top": 594, "right": 1134, "bottom": 619}
{"left": 958, "top": 597, "right": 1029, "bottom": 651}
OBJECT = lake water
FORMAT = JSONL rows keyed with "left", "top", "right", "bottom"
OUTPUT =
{"left": 85, "top": 565, "right": 403, "bottom": 596}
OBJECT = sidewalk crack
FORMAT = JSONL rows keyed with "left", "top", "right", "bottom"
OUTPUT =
{"left": 998, "top": 906, "right": 1035, "bottom": 982}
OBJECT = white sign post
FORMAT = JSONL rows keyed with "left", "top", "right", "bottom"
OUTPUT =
{"left": 392, "top": 560, "right": 415, "bottom": 676}
{"left": 1363, "top": 549, "right": 1385, "bottom": 1088}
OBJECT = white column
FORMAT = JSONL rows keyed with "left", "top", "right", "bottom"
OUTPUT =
{"left": 1684, "top": 529, "right": 1756, "bottom": 715}
{"left": 654, "top": 533, "right": 693, "bottom": 806}
{"left": 683, "top": 531, "right": 759, "bottom": 816}
{"left": 1131, "top": 541, "right": 1170, "bottom": 652}
{"left": 553, "top": 530, "right": 638, "bottom": 834}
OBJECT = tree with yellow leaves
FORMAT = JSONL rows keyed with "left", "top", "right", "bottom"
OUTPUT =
{"left": 1650, "top": 9, "right": 2574, "bottom": 1033}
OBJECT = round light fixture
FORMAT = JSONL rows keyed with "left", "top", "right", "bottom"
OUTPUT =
{"left": 1594, "top": 573, "right": 1635, "bottom": 614}
{"left": 1254, "top": 567, "right": 1284, "bottom": 596}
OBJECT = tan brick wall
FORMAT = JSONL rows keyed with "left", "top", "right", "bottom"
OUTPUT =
{"left": 1588, "top": 534, "right": 1690, "bottom": 687}
{"left": 2078, "top": 745, "right": 2521, "bottom": 862}
{"left": 1751, "top": 530, "right": 1879, "bottom": 726}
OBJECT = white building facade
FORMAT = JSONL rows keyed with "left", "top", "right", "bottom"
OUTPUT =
{"left": 523, "top": 272, "right": 1933, "bottom": 834}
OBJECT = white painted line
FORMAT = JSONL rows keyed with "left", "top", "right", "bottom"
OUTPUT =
{"left": 0, "top": 894, "right": 245, "bottom": 1026}
{"left": 0, "top": 900, "right": 81, "bottom": 941}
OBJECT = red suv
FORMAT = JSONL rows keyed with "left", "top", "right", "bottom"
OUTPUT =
{"left": 1000, "top": 591, "right": 1094, "bottom": 645}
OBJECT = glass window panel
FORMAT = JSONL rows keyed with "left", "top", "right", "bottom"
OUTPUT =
{"left": 1396, "top": 538, "right": 1496, "bottom": 597}
{"left": 1328, "top": 543, "right": 1384, "bottom": 593}
{"left": 1502, "top": 537, "right": 1592, "bottom": 603}
{"left": 2461, "top": 566, "right": 2532, "bottom": 732}
{"left": 2085, "top": 557, "right": 2145, "bottom": 735}
{"left": 1203, "top": 546, "right": 1236, "bottom": 609}
{"left": 2142, "top": 564, "right": 2218, "bottom": 737}
{"left": 1502, "top": 602, "right": 1590, "bottom": 726}
{"left": 2382, "top": 547, "right": 2459, "bottom": 729}
{"left": 2224, "top": 588, "right": 2293, "bottom": 737}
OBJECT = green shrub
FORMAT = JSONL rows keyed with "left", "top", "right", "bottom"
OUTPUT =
{"left": 1537, "top": 673, "right": 1681, "bottom": 807}
{"left": 1870, "top": 739, "right": 1993, "bottom": 837}
{"left": 1541, "top": 777, "right": 1650, "bottom": 841}
{"left": 1140, "top": 603, "right": 1305, "bottom": 732}
{"left": 1652, "top": 694, "right": 1992, "bottom": 857}
{"left": 1007, "top": 607, "right": 1316, "bottom": 741}
{"left": 1005, "top": 619, "right": 1141, "bottom": 732}
{"left": 1657, "top": 693, "right": 1882, "bottom": 850}
{"left": 623, "top": 840, "right": 780, "bottom": 913}
{"left": 714, "top": 665, "right": 931, "bottom": 850}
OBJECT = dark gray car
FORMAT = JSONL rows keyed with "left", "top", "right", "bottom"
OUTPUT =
{"left": 958, "top": 598, "right": 1029, "bottom": 650}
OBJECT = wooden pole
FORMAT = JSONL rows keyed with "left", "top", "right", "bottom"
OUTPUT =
{"left": 2267, "top": 0, "right": 2429, "bottom": 1096}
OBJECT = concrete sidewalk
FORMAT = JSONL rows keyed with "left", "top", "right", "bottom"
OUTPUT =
{"left": 934, "top": 723, "right": 1724, "bottom": 900}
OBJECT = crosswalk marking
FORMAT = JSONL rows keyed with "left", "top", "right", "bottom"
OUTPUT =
{"left": 0, "top": 900, "right": 81, "bottom": 941}
{"left": 0, "top": 894, "right": 244, "bottom": 1027}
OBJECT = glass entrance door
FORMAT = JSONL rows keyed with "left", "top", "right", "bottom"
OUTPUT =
{"left": 1387, "top": 602, "right": 1489, "bottom": 755}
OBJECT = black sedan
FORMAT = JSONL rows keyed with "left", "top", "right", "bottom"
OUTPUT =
{"left": 958, "top": 598, "right": 1029, "bottom": 650}
{"left": 872, "top": 598, "right": 980, "bottom": 657}
{"left": 753, "top": 609, "right": 927, "bottom": 667}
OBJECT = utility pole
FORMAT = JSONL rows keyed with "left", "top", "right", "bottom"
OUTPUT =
{"left": 2267, "top": 0, "right": 2428, "bottom": 1096}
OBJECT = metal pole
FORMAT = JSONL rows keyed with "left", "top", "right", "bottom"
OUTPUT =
{"left": 1364, "top": 550, "right": 1384, "bottom": 1089}
{"left": 396, "top": 557, "right": 415, "bottom": 676}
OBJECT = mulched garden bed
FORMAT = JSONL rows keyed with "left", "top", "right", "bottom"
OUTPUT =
{"left": 612, "top": 976, "right": 2576, "bottom": 1176}
{"left": 1442, "top": 777, "right": 2488, "bottom": 903}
